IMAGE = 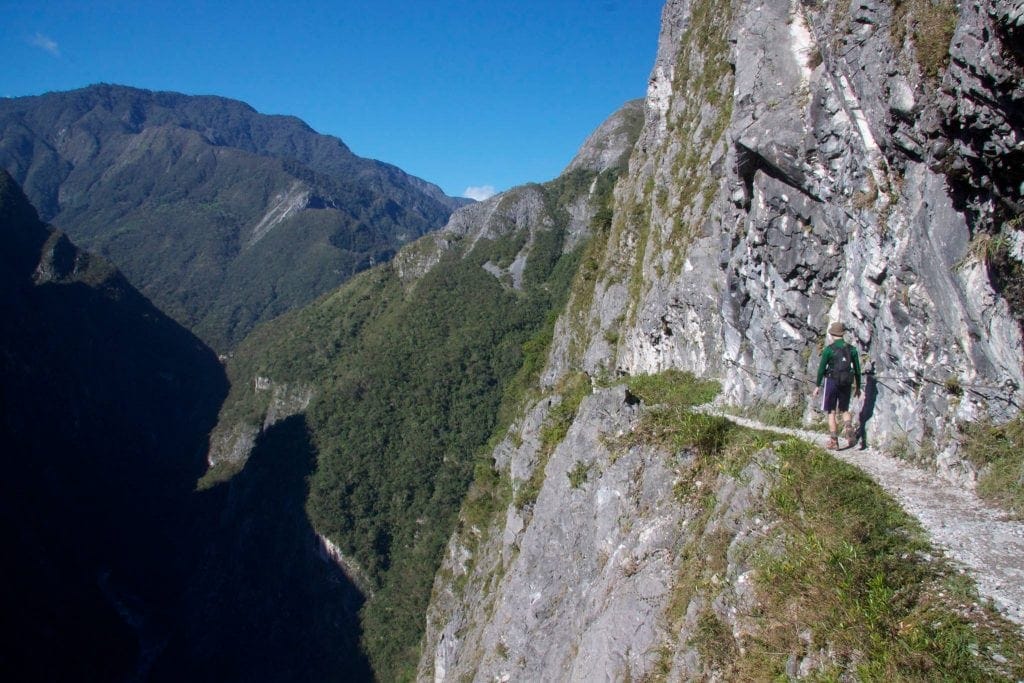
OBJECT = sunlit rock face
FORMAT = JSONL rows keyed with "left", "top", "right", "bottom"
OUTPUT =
{"left": 546, "top": 0, "right": 1022, "bottom": 480}
{"left": 418, "top": 0, "right": 1023, "bottom": 679}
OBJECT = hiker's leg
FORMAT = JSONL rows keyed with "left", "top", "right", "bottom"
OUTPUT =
{"left": 835, "top": 386, "right": 854, "bottom": 447}
{"left": 842, "top": 410, "right": 855, "bottom": 445}
{"left": 822, "top": 379, "right": 839, "bottom": 448}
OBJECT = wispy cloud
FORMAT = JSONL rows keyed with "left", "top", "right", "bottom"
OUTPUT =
{"left": 463, "top": 185, "right": 497, "bottom": 201}
{"left": 30, "top": 32, "right": 61, "bottom": 57}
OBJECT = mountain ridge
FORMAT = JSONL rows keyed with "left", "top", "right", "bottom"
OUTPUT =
{"left": 0, "top": 83, "right": 469, "bottom": 350}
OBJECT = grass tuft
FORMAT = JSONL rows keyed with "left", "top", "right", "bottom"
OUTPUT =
{"left": 722, "top": 400, "right": 805, "bottom": 429}
{"left": 892, "top": 0, "right": 957, "bottom": 79}
{"left": 959, "top": 414, "right": 1024, "bottom": 516}
{"left": 626, "top": 370, "right": 720, "bottom": 409}
{"left": 567, "top": 461, "right": 592, "bottom": 489}
{"left": 748, "top": 438, "right": 1024, "bottom": 680}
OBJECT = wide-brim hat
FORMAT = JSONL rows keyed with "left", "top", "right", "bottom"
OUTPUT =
{"left": 828, "top": 321, "right": 845, "bottom": 336}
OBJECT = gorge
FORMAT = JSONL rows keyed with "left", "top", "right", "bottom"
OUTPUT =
{"left": 2, "top": 0, "right": 1023, "bottom": 680}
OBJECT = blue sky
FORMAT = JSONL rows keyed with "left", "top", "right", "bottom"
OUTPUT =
{"left": 1, "top": 1, "right": 664, "bottom": 199}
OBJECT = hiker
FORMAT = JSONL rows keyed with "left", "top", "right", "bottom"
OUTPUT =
{"left": 812, "top": 321, "right": 862, "bottom": 449}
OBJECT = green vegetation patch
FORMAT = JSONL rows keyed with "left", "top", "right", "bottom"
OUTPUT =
{"left": 750, "top": 438, "right": 1024, "bottom": 680}
{"left": 959, "top": 413, "right": 1024, "bottom": 516}
{"left": 721, "top": 400, "right": 805, "bottom": 429}
{"left": 458, "top": 452, "right": 513, "bottom": 554}
{"left": 567, "top": 460, "right": 592, "bottom": 489}
{"left": 627, "top": 370, "right": 721, "bottom": 409}
{"left": 539, "top": 372, "right": 592, "bottom": 453}
{"left": 892, "top": 0, "right": 957, "bottom": 79}
{"left": 516, "top": 372, "right": 592, "bottom": 510}
{"left": 690, "top": 609, "right": 741, "bottom": 671}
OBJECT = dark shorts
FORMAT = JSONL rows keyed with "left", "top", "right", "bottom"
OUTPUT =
{"left": 820, "top": 377, "right": 852, "bottom": 413}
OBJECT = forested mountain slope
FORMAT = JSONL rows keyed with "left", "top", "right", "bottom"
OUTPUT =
{"left": 0, "top": 84, "right": 468, "bottom": 350}
{"left": 208, "top": 100, "right": 643, "bottom": 680}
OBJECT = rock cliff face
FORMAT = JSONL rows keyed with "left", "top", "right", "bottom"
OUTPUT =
{"left": 418, "top": 0, "right": 1023, "bottom": 679}
{"left": 422, "top": 385, "right": 789, "bottom": 681}
{"left": 550, "top": 0, "right": 1023, "bottom": 479}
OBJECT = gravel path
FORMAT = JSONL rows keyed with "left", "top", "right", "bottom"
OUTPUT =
{"left": 700, "top": 408, "right": 1024, "bottom": 627}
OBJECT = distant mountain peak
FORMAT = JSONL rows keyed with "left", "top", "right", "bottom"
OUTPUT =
{"left": 563, "top": 99, "right": 645, "bottom": 175}
{"left": 0, "top": 85, "right": 469, "bottom": 350}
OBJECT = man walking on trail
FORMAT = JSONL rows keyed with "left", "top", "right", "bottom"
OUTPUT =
{"left": 813, "top": 321, "right": 862, "bottom": 449}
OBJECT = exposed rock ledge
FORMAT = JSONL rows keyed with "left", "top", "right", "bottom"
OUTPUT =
{"left": 206, "top": 376, "right": 314, "bottom": 467}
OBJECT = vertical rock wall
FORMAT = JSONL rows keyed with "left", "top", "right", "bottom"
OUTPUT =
{"left": 418, "top": 0, "right": 1024, "bottom": 679}
{"left": 549, "top": 0, "right": 1023, "bottom": 478}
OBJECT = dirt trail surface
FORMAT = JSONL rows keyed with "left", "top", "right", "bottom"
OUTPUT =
{"left": 700, "top": 408, "right": 1024, "bottom": 627}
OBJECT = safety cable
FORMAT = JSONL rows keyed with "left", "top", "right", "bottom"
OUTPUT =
{"left": 721, "top": 357, "right": 1020, "bottom": 408}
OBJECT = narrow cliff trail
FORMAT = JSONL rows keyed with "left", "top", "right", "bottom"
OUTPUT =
{"left": 699, "top": 407, "right": 1024, "bottom": 628}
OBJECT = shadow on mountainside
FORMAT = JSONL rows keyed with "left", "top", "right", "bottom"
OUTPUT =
{"left": 2, "top": 171, "right": 369, "bottom": 681}
{"left": 2, "top": 168, "right": 227, "bottom": 681}
{"left": 857, "top": 371, "right": 879, "bottom": 449}
{"left": 0, "top": 279, "right": 228, "bottom": 682}
{"left": 151, "top": 415, "right": 372, "bottom": 683}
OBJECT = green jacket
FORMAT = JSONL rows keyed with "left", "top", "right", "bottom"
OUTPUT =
{"left": 816, "top": 339, "right": 861, "bottom": 391}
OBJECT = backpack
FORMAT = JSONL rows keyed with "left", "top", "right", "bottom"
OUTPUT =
{"left": 827, "top": 343, "right": 854, "bottom": 387}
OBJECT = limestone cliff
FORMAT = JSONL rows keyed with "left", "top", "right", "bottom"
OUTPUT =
{"left": 549, "top": 0, "right": 1023, "bottom": 480}
{"left": 418, "top": 0, "right": 1024, "bottom": 679}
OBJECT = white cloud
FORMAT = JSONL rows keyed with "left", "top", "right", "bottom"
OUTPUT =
{"left": 463, "top": 185, "right": 497, "bottom": 201}
{"left": 30, "top": 33, "right": 60, "bottom": 57}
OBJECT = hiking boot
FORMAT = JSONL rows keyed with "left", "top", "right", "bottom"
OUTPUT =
{"left": 826, "top": 434, "right": 838, "bottom": 449}
{"left": 844, "top": 422, "right": 856, "bottom": 448}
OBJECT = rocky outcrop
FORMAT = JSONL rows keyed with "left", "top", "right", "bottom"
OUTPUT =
{"left": 420, "top": 386, "right": 785, "bottom": 681}
{"left": 207, "top": 376, "right": 314, "bottom": 467}
{"left": 563, "top": 99, "right": 645, "bottom": 176}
